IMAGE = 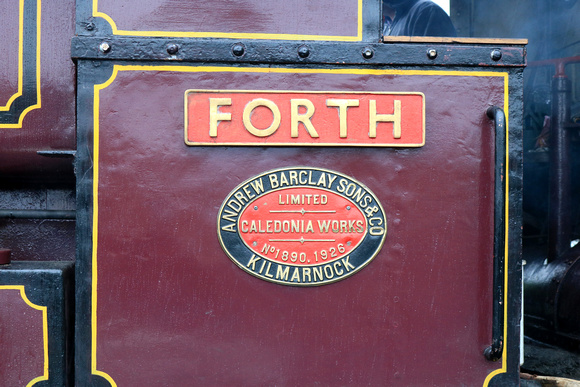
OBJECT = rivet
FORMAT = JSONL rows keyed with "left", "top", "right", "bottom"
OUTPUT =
{"left": 232, "top": 43, "right": 245, "bottom": 57}
{"left": 427, "top": 49, "right": 437, "bottom": 59}
{"left": 491, "top": 49, "right": 502, "bottom": 61}
{"left": 86, "top": 22, "right": 95, "bottom": 31}
{"left": 298, "top": 45, "right": 310, "bottom": 58}
{"left": 167, "top": 44, "right": 179, "bottom": 55}
{"left": 362, "top": 47, "right": 374, "bottom": 59}
{"left": 99, "top": 41, "right": 111, "bottom": 53}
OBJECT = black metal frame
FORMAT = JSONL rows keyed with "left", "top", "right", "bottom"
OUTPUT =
{"left": 71, "top": 36, "right": 526, "bottom": 67}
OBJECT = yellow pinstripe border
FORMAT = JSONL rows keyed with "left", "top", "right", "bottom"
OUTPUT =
{"left": 0, "top": 285, "right": 49, "bottom": 386}
{"left": 0, "top": 0, "right": 42, "bottom": 129}
{"left": 92, "top": 65, "right": 510, "bottom": 386}
{"left": 92, "top": 0, "right": 363, "bottom": 41}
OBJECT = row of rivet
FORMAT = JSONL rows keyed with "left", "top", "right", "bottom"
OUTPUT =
{"left": 97, "top": 41, "right": 503, "bottom": 62}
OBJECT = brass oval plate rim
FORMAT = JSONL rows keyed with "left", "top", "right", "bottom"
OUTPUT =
{"left": 217, "top": 166, "right": 387, "bottom": 286}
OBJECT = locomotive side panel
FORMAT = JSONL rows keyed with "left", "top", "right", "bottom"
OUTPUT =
{"left": 75, "top": 64, "right": 508, "bottom": 385}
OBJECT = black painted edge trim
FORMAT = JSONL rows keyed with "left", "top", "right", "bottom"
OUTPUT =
{"left": 488, "top": 68, "right": 525, "bottom": 387}
{"left": 74, "top": 61, "right": 116, "bottom": 387}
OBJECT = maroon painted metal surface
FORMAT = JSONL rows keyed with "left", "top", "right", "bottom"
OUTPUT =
{"left": 0, "top": 287, "right": 46, "bottom": 385}
{"left": 0, "top": 249, "right": 10, "bottom": 265}
{"left": 94, "top": 0, "right": 360, "bottom": 39}
{"left": 0, "top": 2, "right": 19, "bottom": 106}
{"left": 0, "top": 0, "right": 76, "bottom": 180}
{"left": 89, "top": 66, "right": 505, "bottom": 385}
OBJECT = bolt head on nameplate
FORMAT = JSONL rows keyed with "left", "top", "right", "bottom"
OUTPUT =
{"left": 185, "top": 90, "right": 425, "bottom": 147}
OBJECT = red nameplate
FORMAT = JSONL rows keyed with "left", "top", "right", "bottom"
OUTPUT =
{"left": 185, "top": 90, "right": 424, "bottom": 146}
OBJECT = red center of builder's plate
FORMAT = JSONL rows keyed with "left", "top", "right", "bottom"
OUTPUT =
{"left": 238, "top": 187, "right": 367, "bottom": 266}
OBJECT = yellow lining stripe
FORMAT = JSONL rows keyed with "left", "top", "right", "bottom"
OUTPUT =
{"left": 92, "top": 0, "right": 363, "bottom": 41}
{"left": 0, "top": 0, "right": 42, "bottom": 129}
{"left": 91, "top": 71, "right": 118, "bottom": 386}
{"left": 0, "top": 0, "right": 24, "bottom": 111}
{"left": 92, "top": 65, "right": 511, "bottom": 386}
{"left": 0, "top": 285, "right": 49, "bottom": 386}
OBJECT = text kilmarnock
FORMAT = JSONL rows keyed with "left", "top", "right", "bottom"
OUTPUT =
{"left": 217, "top": 167, "right": 387, "bottom": 286}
